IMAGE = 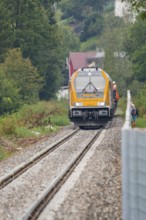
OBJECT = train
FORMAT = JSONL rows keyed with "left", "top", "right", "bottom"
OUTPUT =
{"left": 68, "top": 67, "right": 117, "bottom": 128}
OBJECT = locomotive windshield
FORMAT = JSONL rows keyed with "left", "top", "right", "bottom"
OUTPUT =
{"left": 74, "top": 69, "right": 106, "bottom": 98}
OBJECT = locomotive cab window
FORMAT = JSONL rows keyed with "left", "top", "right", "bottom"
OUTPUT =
{"left": 74, "top": 69, "right": 106, "bottom": 98}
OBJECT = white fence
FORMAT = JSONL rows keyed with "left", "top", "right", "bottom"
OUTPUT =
{"left": 122, "top": 91, "right": 146, "bottom": 220}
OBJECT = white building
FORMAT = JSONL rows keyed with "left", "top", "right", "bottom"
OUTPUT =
{"left": 115, "top": 0, "right": 135, "bottom": 22}
{"left": 115, "top": 0, "right": 130, "bottom": 17}
{"left": 57, "top": 86, "right": 68, "bottom": 100}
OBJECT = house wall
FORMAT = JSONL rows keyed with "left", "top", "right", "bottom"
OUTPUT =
{"left": 69, "top": 60, "right": 75, "bottom": 78}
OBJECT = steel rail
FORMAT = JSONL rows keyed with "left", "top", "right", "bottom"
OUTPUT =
{"left": 0, "top": 129, "right": 79, "bottom": 189}
{"left": 22, "top": 128, "right": 103, "bottom": 220}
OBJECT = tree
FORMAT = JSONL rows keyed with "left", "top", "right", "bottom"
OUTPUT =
{"left": 123, "top": 18, "right": 146, "bottom": 81}
{"left": 57, "top": 25, "right": 80, "bottom": 85}
{"left": 80, "top": 12, "right": 104, "bottom": 41}
{"left": 0, "top": 1, "right": 13, "bottom": 62}
{"left": 59, "top": 0, "right": 114, "bottom": 21}
{"left": 0, "top": 70, "right": 21, "bottom": 115}
{"left": 2, "top": 0, "right": 65, "bottom": 100}
{"left": 97, "top": 15, "right": 133, "bottom": 96}
{"left": 122, "top": 0, "right": 146, "bottom": 19}
{"left": 4, "top": 49, "right": 43, "bottom": 103}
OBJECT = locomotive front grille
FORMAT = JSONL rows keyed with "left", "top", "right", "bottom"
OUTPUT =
{"left": 98, "top": 109, "right": 108, "bottom": 116}
{"left": 70, "top": 108, "right": 109, "bottom": 119}
{"left": 72, "top": 110, "right": 82, "bottom": 117}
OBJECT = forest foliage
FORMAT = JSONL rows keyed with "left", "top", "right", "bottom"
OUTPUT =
{"left": 0, "top": 0, "right": 77, "bottom": 114}
{"left": 0, "top": 0, "right": 146, "bottom": 116}
{"left": 122, "top": 0, "right": 146, "bottom": 19}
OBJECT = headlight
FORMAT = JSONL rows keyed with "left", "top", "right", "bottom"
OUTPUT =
{"left": 74, "top": 102, "right": 83, "bottom": 106}
{"left": 97, "top": 102, "right": 106, "bottom": 106}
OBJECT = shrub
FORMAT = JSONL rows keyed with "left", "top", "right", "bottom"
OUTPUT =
{"left": 136, "top": 118, "right": 146, "bottom": 128}
{"left": 0, "top": 69, "right": 21, "bottom": 115}
{"left": 0, "top": 117, "right": 17, "bottom": 135}
{"left": 51, "top": 115, "right": 69, "bottom": 126}
{"left": 14, "top": 127, "right": 34, "bottom": 138}
{"left": 0, "top": 100, "right": 69, "bottom": 139}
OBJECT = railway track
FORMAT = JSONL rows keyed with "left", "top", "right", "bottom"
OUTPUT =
{"left": 22, "top": 128, "right": 103, "bottom": 220}
{"left": 0, "top": 128, "right": 79, "bottom": 189}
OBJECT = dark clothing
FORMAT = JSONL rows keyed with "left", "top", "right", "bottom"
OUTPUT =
{"left": 131, "top": 107, "right": 138, "bottom": 122}
{"left": 113, "top": 89, "right": 116, "bottom": 100}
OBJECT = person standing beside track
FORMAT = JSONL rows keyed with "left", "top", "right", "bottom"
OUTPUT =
{"left": 131, "top": 103, "right": 138, "bottom": 128}
{"left": 112, "top": 81, "right": 120, "bottom": 107}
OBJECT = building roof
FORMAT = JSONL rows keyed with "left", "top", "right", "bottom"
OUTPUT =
{"left": 69, "top": 52, "right": 96, "bottom": 70}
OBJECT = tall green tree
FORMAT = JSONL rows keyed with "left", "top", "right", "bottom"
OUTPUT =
{"left": 4, "top": 49, "right": 43, "bottom": 103}
{"left": 2, "top": 0, "right": 64, "bottom": 100}
{"left": 59, "top": 0, "right": 113, "bottom": 20}
{"left": 57, "top": 25, "right": 80, "bottom": 85}
{"left": 80, "top": 12, "right": 104, "bottom": 41}
{"left": 0, "top": 1, "right": 13, "bottom": 61}
{"left": 122, "top": 0, "right": 146, "bottom": 19}
{"left": 97, "top": 15, "right": 133, "bottom": 96}
{"left": 59, "top": 0, "right": 113, "bottom": 41}
{"left": 0, "top": 70, "right": 20, "bottom": 115}
{"left": 123, "top": 18, "right": 146, "bottom": 81}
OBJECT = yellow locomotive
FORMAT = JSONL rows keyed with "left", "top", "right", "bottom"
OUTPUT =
{"left": 69, "top": 67, "right": 116, "bottom": 128}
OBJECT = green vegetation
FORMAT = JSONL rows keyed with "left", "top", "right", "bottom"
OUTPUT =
{"left": 123, "top": 18, "right": 146, "bottom": 123}
{"left": 117, "top": 98, "right": 127, "bottom": 117}
{"left": 80, "top": 36, "right": 98, "bottom": 51}
{"left": 0, "top": 100, "right": 69, "bottom": 136}
{"left": 136, "top": 118, "right": 146, "bottom": 128}
{"left": 0, "top": 147, "right": 11, "bottom": 161}
{"left": 58, "top": 0, "right": 114, "bottom": 41}
{"left": 0, "top": 0, "right": 72, "bottom": 106}
{"left": 0, "top": 100, "right": 69, "bottom": 161}
{"left": 122, "top": 0, "right": 146, "bottom": 19}
{"left": 1, "top": 0, "right": 146, "bottom": 162}
{"left": 0, "top": 49, "right": 43, "bottom": 115}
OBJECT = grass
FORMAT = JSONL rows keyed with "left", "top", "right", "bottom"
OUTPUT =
{"left": 80, "top": 36, "right": 98, "bottom": 51}
{"left": 51, "top": 115, "right": 69, "bottom": 126}
{"left": 0, "top": 147, "right": 11, "bottom": 161}
{"left": 136, "top": 117, "right": 146, "bottom": 128}
{"left": 118, "top": 97, "right": 146, "bottom": 128}
{"left": 0, "top": 99, "right": 70, "bottom": 161}
{"left": 0, "top": 100, "right": 69, "bottom": 134}
{"left": 116, "top": 97, "right": 127, "bottom": 118}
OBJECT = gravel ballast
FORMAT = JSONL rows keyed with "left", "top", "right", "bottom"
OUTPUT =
{"left": 39, "top": 117, "right": 123, "bottom": 220}
{"left": 0, "top": 117, "right": 123, "bottom": 220}
{"left": 0, "top": 125, "right": 75, "bottom": 177}
{"left": 0, "top": 129, "right": 98, "bottom": 220}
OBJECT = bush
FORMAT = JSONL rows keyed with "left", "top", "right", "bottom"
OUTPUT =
{"left": 134, "top": 85, "right": 146, "bottom": 116}
{"left": 14, "top": 127, "right": 34, "bottom": 138}
{"left": 136, "top": 117, "right": 146, "bottom": 128}
{"left": 3, "top": 49, "right": 43, "bottom": 105}
{"left": 51, "top": 115, "right": 69, "bottom": 126}
{"left": 0, "top": 117, "right": 17, "bottom": 135}
{"left": 0, "top": 69, "right": 21, "bottom": 115}
{"left": 0, "top": 100, "right": 69, "bottom": 140}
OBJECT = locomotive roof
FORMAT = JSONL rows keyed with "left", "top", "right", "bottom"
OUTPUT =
{"left": 78, "top": 67, "right": 112, "bottom": 81}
